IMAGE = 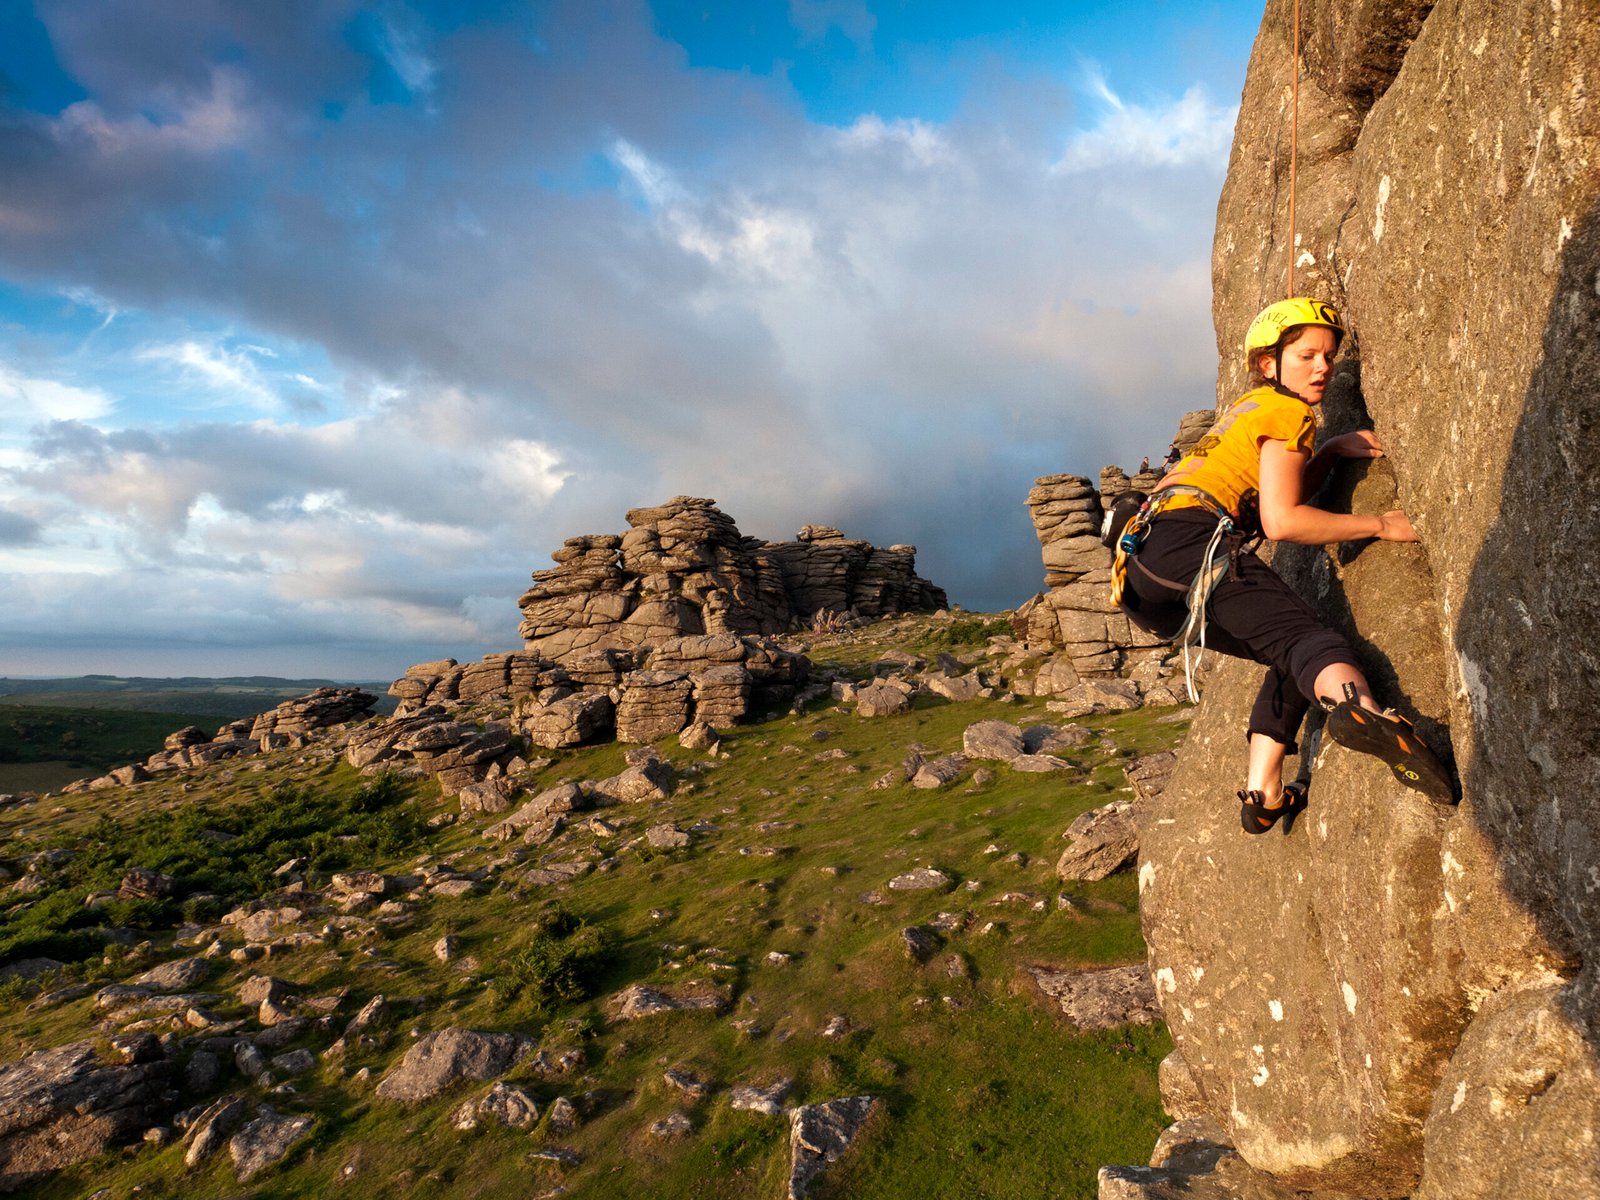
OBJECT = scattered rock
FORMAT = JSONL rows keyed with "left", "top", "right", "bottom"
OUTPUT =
{"left": 132, "top": 957, "right": 210, "bottom": 992}
{"left": 1028, "top": 964, "right": 1160, "bottom": 1030}
{"left": 607, "top": 983, "right": 728, "bottom": 1021}
{"left": 183, "top": 1093, "right": 248, "bottom": 1167}
{"left": 924, "top": 672, "right": 983, "bottom": 702}
{"left": 271, "top": 1049, "right": 316, "bottom": 1076}
{"left": 730, "top": 1078, "right": 793, "bottom": 1117}
{"left": 229, "top": 1106, "right": 314, "bottom": 1183}
{"left": 648, "top": 1112, "right": 694, "bottom": 1138}
{"left": 547, "top": 1095, "right": 579, "bottom": 1133}
{"left": 910, "top": 755, "right": 967, "bottom": 789}
{"left": 1009, "top": 754, "right": 1071, "bottom": 773}
{"left": 592, "top": 757, "right": 677, "bottom": 805}
{"left": 646, "top": 824, "right": 691, "bottom": 850}
{"left": 887, "top": 868, "right": 952, "bottom": 892}
{"left": 0, "top": 1038, "right": 173, "bottom": 1191}
{"left": 453, "top": 1081, "right": 540, "bottom": 1131}
{"left": 1056, "top": 801, "right": 1141, "bottom": 881}
{"left": 374, "top": 1029, "right": 532, "bottom": 1103}
{"left": 854, "top": 681, "right": 911, "bottom": 718}
{"left": 1024, "top": 723, "right": 1089, "bottom": 754}
{"left": 787, "top": 1096, "right": 877, "bottom": 1200}
{"left": 961, "top": 720, "right": 1026, "bottom": 761}
{"left": 117, "top": 868, "right": 174, "bottom": 900}
{"left": 663, "top": 1068, "right": 710, "bottom": 1099}
{"left": 900, "top": 926, "right": 940, "bottom": 963}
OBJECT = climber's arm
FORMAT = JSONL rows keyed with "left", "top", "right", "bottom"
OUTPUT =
{"left": 1258, "top": 439, "right": 1416, "bottom": 544}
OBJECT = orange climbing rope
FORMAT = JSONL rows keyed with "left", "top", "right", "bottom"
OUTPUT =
{"left": 1287, "top": 0, "right": 1300, "bottom": 296}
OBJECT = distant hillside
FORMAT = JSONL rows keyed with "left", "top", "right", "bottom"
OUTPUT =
{"left": 0, "top": 676, "right": 397, "bottom": 719}
{"left": 0, "top": 705, "right": 219, "bottom": 773}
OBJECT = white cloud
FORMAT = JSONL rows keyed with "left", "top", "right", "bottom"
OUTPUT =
{"left": 610, "top": 139, "right": 687, "bottom": 209}
{"left": 0, "top": 364, "right": 115, "bottom": 423}
{"left": 135, "top": 339, "right": 277, "bottom": 406}
{"left": 487, "top": 439, "right": 571, "bottom": 501}
{"left": 1056, "top": 82, "right": 1237, "bottom": 172}
{"left": 0, "top": 8, "right": 1238, "bottom": 672}
{"left": 61, "top": 285, "right": 120, "bottom": 331}
{"left": 789, "top": 0, "right": 876, "bottom": 48}
{"left": 836, "top": 115, "right": 953, "bottom": 168}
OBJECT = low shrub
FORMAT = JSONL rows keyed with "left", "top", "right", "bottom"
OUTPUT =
{"left": 490, "top": 904, "right": 610, "bottom": 1015}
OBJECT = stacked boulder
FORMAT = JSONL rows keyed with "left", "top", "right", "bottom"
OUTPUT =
{"left": 516, "top": 498, "right": 945, "bottom": 660}
{"left": 1012, "top": 411, "right": 1213, "bottom": 698}
{"left": 763, "top": 525, "right": 942, "bottom": 623}
{"left": 382, "top": 634, "right": 806, "bottom": 764}
{"left": 249, "top": 688, "right": 377, "bottom": 744}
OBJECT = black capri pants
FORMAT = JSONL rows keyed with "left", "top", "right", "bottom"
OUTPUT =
{"left": 1118, "top": 509, "right": 1357, "bottom": 750}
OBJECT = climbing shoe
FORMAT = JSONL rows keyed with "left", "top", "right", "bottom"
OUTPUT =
{"left": 1324, "top": 685, "right": 1454, "bottom": 803}
{"left": 1239, "top": 781, "right": 1308, "bottom": 836}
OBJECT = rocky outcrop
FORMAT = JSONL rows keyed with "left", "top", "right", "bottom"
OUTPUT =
{"left": 61, "top": 686, "right": 379, "bottom": 795}
{"left": 1028, "top": 965, "right": 1161, "bottom": 1031}
{"left": 1119, "top": 1, "right": 1600, "bottom": 1196}
{"left": 249, "top": 687, "right": 376, "bottom": 739}
{"left": 0, "top": 1036, "right": 173, "bottom": 1190}
{"left": 516, "top": 497, "right": 945, "bottom": 660}
{"left": 372, "top": 500, "right": 927, "bottom": 757}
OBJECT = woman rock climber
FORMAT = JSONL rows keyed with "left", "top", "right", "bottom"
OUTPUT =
{"left": 1113, "top": 297, "right": 1453, "bottom": 833}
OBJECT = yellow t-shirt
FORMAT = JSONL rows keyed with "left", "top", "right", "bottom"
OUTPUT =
{"left": 1159, "top": 385, "right": 1316, "bottom": 521}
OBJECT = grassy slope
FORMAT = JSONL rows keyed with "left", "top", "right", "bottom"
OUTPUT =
{"left": 1, "top": 623, "right": 1187, "bottom": 1200}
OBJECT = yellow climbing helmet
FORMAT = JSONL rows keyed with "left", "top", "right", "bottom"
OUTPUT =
{"left": 1243, "top": 297, "right": 1345, "bottom": 366}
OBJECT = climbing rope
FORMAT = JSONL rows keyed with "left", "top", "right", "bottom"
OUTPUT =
{"left": 1287, "top": 0, "right": 1300, "bottom": 295}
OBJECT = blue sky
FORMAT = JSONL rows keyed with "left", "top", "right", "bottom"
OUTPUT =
{"left": 0, "top": 0, "right": 1263, "bottom": 677}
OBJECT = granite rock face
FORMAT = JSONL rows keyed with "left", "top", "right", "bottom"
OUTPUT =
{"left": 1122, "top": 1, "right": 1600, "bottom": 1195}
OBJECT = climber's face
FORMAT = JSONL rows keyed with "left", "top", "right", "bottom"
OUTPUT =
{"left": 1265, "top": 325, "right": 1338, "bottom": 404}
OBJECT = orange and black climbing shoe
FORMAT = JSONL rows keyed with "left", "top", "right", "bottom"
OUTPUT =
{"left": 1239, "top": 780, "right": 1308, "bottom": 836}
{"left": 1324, "top": 684, "right": 1455, "bottom": 803}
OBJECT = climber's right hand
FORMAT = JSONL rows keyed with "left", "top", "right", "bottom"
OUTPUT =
{"left": 1325, "top": 430, "right": 1385, "bottom": 458}
{"left": 1374, "top": 510, "right": 1418, "bottom": 542}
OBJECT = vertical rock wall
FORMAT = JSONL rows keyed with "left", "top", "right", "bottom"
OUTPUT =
{"left": 1134, "top": 1, "right": 1600, "bottom": 1195}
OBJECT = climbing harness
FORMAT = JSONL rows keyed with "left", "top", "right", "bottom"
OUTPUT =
{"left": 1111, "top": 485, "right": 1260, "bottom": 703}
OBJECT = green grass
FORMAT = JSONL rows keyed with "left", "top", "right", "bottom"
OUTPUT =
{"left": 7, "top": 618, "right": 1189, "bottom": 1200}
{"left": 0, "top": 772, "right": 424, "bottom": 977}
